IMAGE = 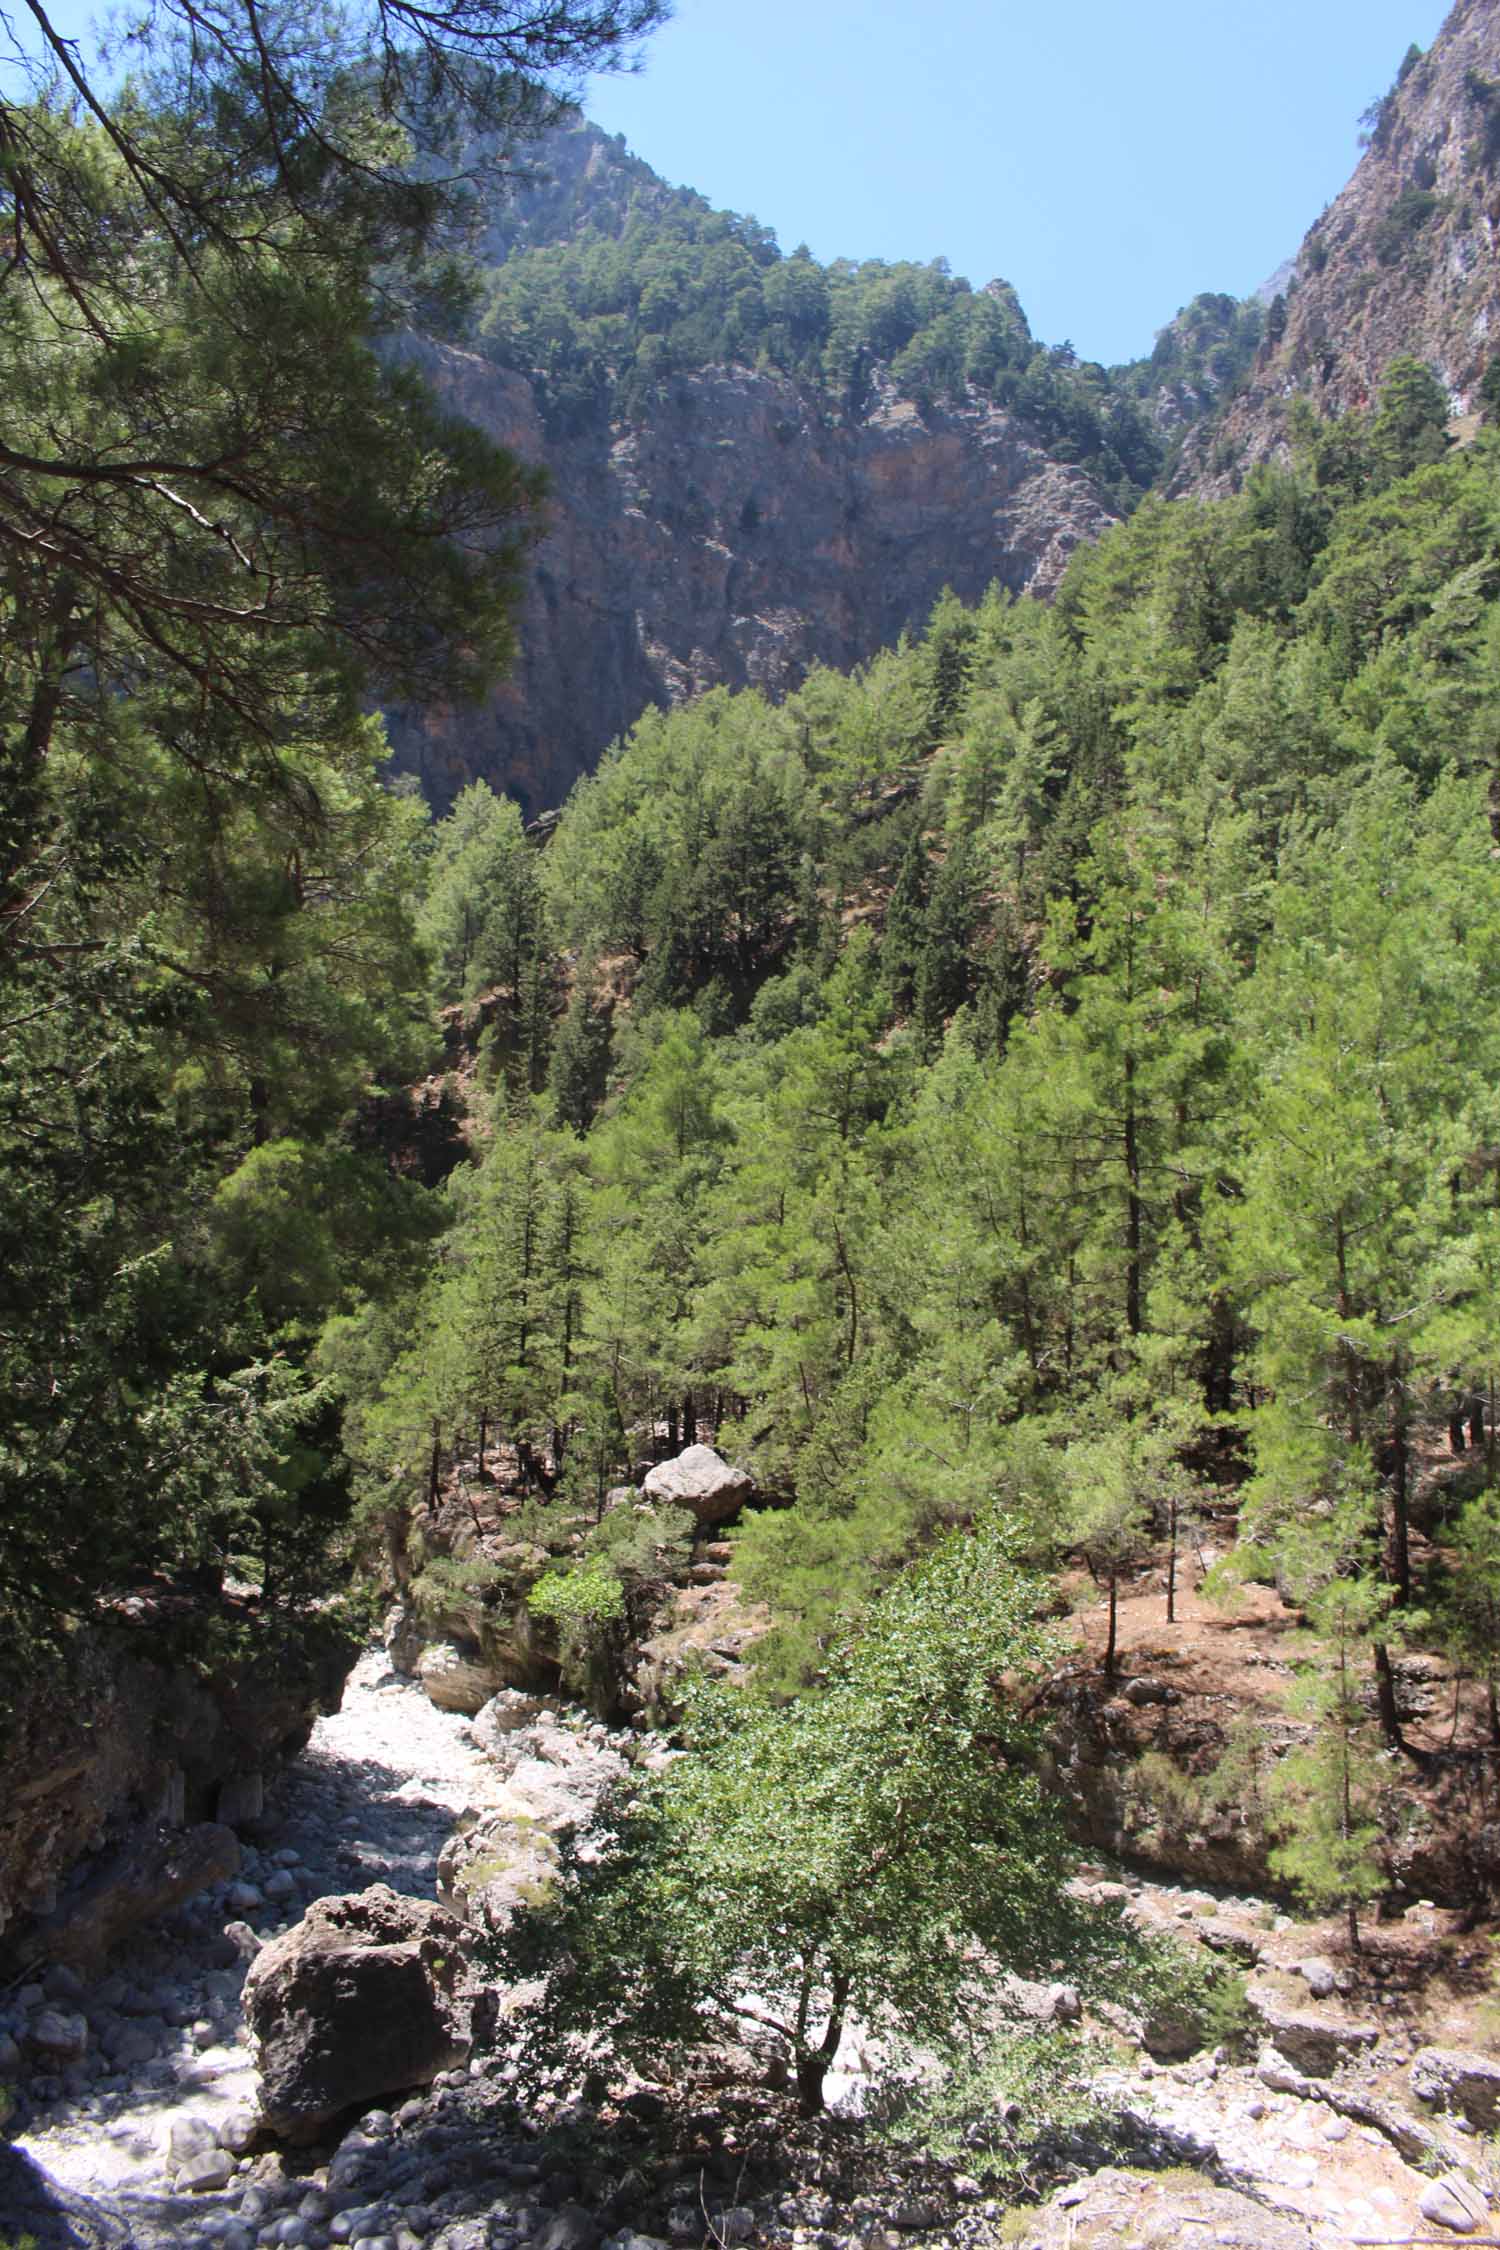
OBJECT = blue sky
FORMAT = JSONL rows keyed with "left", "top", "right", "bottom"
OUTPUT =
{"left": 584, "top": 0, "right": 1454, "bottom": 365}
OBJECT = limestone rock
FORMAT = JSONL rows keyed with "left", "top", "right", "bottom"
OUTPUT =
{"left": 642, "top": 1445, "right": 755, "bottom": 1529}
{"left": 416, "top": 1641, "right": 500, "bottom": 1716}
{"left": 167, "top": 2114, "right": 218, "bottom": 2162}
{"left": 1244, "top": 1977, "right": 1379, "bottom": 2076}
{"left": 28, "top": 2007, "right": 88, "bottom": 2061}
{"left": 1180, "top": 0, "right": 1500, "bottom": 501}
{"left": 1420, "top": 2173, "right": 1489, "bottom": 2235}
{"left": 384, "top": 1602, "right": 426, "bottom": 1678}
{"left": 0, "top": 1597, "right": 354, "bottom": 1956}
{"left": 389, "top": 199, "right": 1119, "bottom": 824}
{"left": 437, "top": 1812, "right": 559, "bottom": 1935}
{"left": 242, "top": 1884, "right": 487, "bottom": 2141}
{"left": 1026, "top": 2163, "right": 1312, "bottom": 2247}
{"left": 468, "top": 1689, "right": 549, "bottom": 1757}
{"left": 1411, "top": 2046, "right": 1500, "bottom": 2130}
{"left": 24, "top": 1818, "right": 237, "bottom": 1962}
{"left": 178, "top": 2148, "right": 237, "bottom": 2193}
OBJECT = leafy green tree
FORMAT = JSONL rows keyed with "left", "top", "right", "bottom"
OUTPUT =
{"left": 550, "top": 963, "right": 615, "bottom": 1132}
{"left": 1062, "top": 1403, "right": 1186, "bottom": 1675}
{"left": 881, "top": 827, "right": 930, "bottom": 1013}
{"left": 1229, "top": 765, "right": 1495, "bottom": 1641}
{"left": 1368, "top": 357, "right": 1451, "bottom": 485}
{"left": 1267, "top": 1496, "right": 1391, "bottom": 1950}
{"left": 1445, "top": 1492, "right": 1500, "bottom": 1745}
{"left": 494, "top": 1520, "right": 1077, "bottom": 2114}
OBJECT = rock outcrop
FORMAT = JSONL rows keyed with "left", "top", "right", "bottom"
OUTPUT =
{"left": 385, "top": 346, "right": 1116, "bottom": 817}
{"left": 17, "top": 1822, "right": 241, "bottom": 1974}
{"left": 1411, "top": 2045, "right": 1500, "bottom": 2129}
{"left": 1183, "top": 0, "right": 1500, "bottom": 493}
{"left": 0, "top": 1598, "right": 357, "bottom": 1965}
{"left": 243, "top": 1885, "right": 489, "bottom": 2141}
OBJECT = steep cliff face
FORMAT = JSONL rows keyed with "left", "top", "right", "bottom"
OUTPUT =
{"left": 384, "top": 347, "right": 1117, "bottom": 817}
{"left": 1183, "top": 0, "right": 1500, "bottom": 492}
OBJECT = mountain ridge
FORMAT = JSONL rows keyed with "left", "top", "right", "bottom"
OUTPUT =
{"left": 383, "top": 121, "right": 1259, "bottom": 815}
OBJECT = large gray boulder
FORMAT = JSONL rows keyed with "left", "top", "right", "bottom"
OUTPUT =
{"left": 416, "top": 1639, "right": 501, "bottom": 1715}
{"left": 243, "top": 1885, "right": 488, "bottom": 2141}
{"left": 1411, "top": 2046, "right": 1500, "bottom": 2131}
{"left": 642, "top": 1445, "right": 754, "bottom": 1528}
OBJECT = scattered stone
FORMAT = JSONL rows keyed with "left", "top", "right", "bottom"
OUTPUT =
{"left": 169, "top": 2114, "right": 221, "bottom": 2165}
{"left": 221, "top": 2107, "right": 261, "bottom": 2153}
{"left": 28, "top": 2008, "right": 89, "bottom": 2061}
{"left": 1244, "top": 1980, "right": 1379, "bottom": 2076}
{"left": 1295, "top": 1957, "right": 1337, "bottom": 1999}
{"left": 180, "top": 2146, "right": 239, "bottom": 2193}
{"left": 536, "top": 2206, "right": 602, "bottom": 2250}
{"left": 468, "top": 1692, "right": 548, "bottom": 1756}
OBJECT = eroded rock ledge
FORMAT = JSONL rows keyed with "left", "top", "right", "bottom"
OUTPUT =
{"left": 0, "top": 1594, "right": 358, "bottom": 1969}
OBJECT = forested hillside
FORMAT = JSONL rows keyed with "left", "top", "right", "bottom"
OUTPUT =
{"left": 341, "top": 358, "right": 1500, "bottom": 1771}
{"left": 17, "top": 0, "right": 1500, "bottom": 2221}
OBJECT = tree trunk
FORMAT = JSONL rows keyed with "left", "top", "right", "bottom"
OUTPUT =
{"left": 1166, "top": 1495, "right": 1178, "bottom": 1624}
{"left": 478, "top": 1414, "right": 488, "bottom": 1486}
{"left": 1373, "top": 1640, "right": 1405, "bottom": 1750}
{"left": 1123, "top": 1051, "right": 1142, "bottom": 1340}
{"left": 1389, "top": 1388, "right": 1412, "bottom": 1605}
{"left": 1104, "top": 1573, "right": 1119, "bottom": 1678}
{"left": 794, "top": 1969, "right": 849, "bottom": 2117}
{"left": 428, "top": 1421, "right": 443, "bottom": 1515}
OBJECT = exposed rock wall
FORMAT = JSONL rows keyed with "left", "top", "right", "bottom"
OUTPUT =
{"left": 1182, "top": 0, "right": 1500, "bottom": 493}
{"left": 0, "top": 1600, "right": 357, "bottom": 1964}
{"left": 384, "top": 347, "right": 1117, "bottom": 816}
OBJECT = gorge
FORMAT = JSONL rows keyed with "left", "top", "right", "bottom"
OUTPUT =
{"left": 11, "top": 0, "right": 1500, "bottom": 2246}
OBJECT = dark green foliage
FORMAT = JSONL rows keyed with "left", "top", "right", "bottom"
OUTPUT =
{"left": 550, "top": 965, "right": 615, "bottom": 1132}
{"left": 1372, "top": 184, "right": 1442, "bottom": 266}
{"left": 0, "top": 0, "right": 670, "bottom": 1642}
{"left": 346, "top": 428, "right": 1500, "bottom": 1712}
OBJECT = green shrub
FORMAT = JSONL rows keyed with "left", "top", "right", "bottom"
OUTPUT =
{"left": 1372, "top": 185, "right": 1441, "bottom": 265}
{"left": 883, "top": 2027, "right": 1108, "bottom": 2192}
{"left": 409, "top": 1554, "right": 513, "bottom": 1620}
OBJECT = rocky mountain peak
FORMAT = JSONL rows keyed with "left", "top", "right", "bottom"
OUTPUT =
{"left": 1182, "top": 0, "right": 1500, "bottom": 491}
